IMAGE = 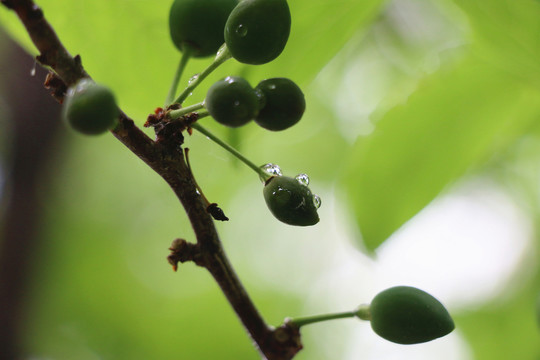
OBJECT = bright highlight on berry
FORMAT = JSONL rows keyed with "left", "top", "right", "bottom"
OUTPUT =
{"left": 62, "top": 78, "right": 119, "bottom": 135}
{"left": 224, "top": 0, "right": 291, "bottom": 64}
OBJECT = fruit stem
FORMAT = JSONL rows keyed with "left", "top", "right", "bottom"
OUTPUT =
{"left": 173, "top": 44, "right": 232, "bottom": 105}
{"left": 288, "top": 310, "right": 358, "bottom": 328}
{"left": 168, "top": 102, "right": 205, "bottom": 120}
{"left": 190, "top": 122, "right": 270, "bottom": 181}
{"left": 165, "top": 47, "right": 193, "bottom": 106}
{"left": 195, "top": 109, "right": 210, "bottom": 119}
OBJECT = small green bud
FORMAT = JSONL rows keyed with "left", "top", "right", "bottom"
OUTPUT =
{"left": 369, "top": 286, "right": 455, "bottom": 344}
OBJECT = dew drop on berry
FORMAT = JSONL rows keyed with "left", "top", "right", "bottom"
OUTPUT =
{"left": 261, "top": 163, "right": 282, "bottom": 176}
{"left": 235, "top": 24, "right": 248, "bottom": 37}
{"left": 313, "top": 194, "right": 322, "bottom": 209}
{"left": 295, "top": 173, "right": 310, "bottom": 186}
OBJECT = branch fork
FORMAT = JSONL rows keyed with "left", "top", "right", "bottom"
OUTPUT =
{"left": 2, "top": 1, "right": 303, "bottom": 358}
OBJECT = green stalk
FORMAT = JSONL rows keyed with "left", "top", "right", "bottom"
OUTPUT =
{"left": 173, "top": 44, "right": 232, "bottom": 105}
{"left": 195, "top": 110, "right": 210, "bottom": 119}
{"left": 168, "top": 102, "right": 205, "bottom": 120}
{"left": 165, "top": 47, "right": 193, "bottom": 106}
{"left": 289, "top": 311, "right": 358, "bottom": 328}
{"left": 190, "top": 122, "right": 270, "bottom": 181}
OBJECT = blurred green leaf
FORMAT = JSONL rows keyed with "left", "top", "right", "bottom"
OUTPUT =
{"left": 455, "top": 275, "right": 540, "bottom": 360}
{"left": 452, "top": 0, "right": 540, "bottom": 89}
{"left": 342, "top": 56, "right": 540, "bottom": 252}
{"left": 0, "top": 0, "right": 385, "bottom": 120}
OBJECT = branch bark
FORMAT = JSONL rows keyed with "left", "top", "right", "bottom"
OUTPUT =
{"left": 1, "top": 1, "right": 303, "bottom": 359}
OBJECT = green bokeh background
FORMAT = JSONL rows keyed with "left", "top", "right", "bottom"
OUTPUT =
{"left": 1, "top": 0, "right": 540, "bottom": 359}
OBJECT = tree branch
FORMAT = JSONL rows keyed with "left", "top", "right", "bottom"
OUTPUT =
{"left": 1, "top": 1, "right": 303, "bottom": 358}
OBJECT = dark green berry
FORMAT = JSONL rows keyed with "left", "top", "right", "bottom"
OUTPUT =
{"left": 224, "top": 0, "right": 291, "bottom": 65}
{"left": 205, "top": 76, "right": 259, "bottom": 127}
{"left": 169, "top": 0, "right": 238, "bottom": 57}
{"left": 263, "top": 176, "right": 319, "bottom": 226}
{"left": 255, "top": 78, "right": 305, "bottom": 131}
{"left": 369, "top": 286, "right": 455, "bottom": 345}
{"left": 62, "top": 79, "right": 119, "bottom": 135}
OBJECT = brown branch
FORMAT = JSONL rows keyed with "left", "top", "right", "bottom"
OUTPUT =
{"left": 1, "top": 1, "right": 303, "bottom": 358}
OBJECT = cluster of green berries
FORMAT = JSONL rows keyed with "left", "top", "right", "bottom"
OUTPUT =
{"left": 168, "top": 0, "right": 314, "bottom": 225}
{"left": 169, "top": 0, "right": 290, "bottom": 65}
{"left": 206, "top": 76, "right": 305, "bottom": 131}
{"left": 170, "top": 0, "right": 303, "bottom": 131}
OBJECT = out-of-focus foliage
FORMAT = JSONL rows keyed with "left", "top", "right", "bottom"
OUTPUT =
{"left": 343, "top": 57, "right": 540, "bottom": 251}
{"left": 341, "top": 0, "right": 540, "bottom": 251}
{"left": 1, "top": 0, "right": 540, "bottom": 359}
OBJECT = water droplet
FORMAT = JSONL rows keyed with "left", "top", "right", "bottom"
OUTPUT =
{"left": 236, "top": 24, "right": 248, "bottom": 37}
{"left": 188, "top": 73, "right": 200, "bottom": 85}
{"left": 30, "top": 60, "right": 37, "bottom": 76}
{"left": 260, "top": 163, "right": 282, "bottom": 176}
{"left": 216, "top": 45, "right": 226, "bottom": 57}
{"left": 233, "top": 100, "right": 240, "bottom": 107}
{"left": 313, "top": 195, "right": 322, "bottom": 209}
{"left": 295, "top": 173, "right": 310, "bottom": 186}
{"left": 254, "top": 88, "right": 266, "bottom": 109}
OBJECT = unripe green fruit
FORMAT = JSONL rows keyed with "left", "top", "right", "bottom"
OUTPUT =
{"left": 205, "top": 76, "right": 259, "bottom": 127}
{"left": 263, "top": 176, "right": 319, "bottom": 226}
{"left": 169, "top": 0, "right": 238, "bottom": 57}
{"left": 369, "top": 286, "right": 455, "bottom": 344}
{"left": 255, "top": 78, "right": 305, "bottom": 131}
{"left": 224, "top": 0, "right": 291, "bottom": 65}
{"left": 62, "top": 79, "right": 119, "bottom": 135}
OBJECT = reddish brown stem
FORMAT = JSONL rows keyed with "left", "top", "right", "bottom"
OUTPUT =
{"left": 1, "top": 1, "right": 302, "bottom": 358}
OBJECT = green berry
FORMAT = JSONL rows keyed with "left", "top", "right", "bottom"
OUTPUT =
{"left": 369, "top": 286, "right": 455, "bottom": 344}
{"left": 62, "top": 79, "right": 119, "bottom": 135}
{"left": 263, "top": 176, "right": 319, "bottom": 226}
{"left": 224, "top": 0, "right": 291, "bottom": 65}
{"left": 255, "top": 78, "right": 305, "bottom": 131}
{"left": 205, "top": 76, "right": 259, "bottom": 127}
{"left": 169, "top": 0, "right": 238, "bottom": 57}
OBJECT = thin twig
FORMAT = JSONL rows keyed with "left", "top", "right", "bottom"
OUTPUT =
{"left": 1, "top": 1, "right": 303, "bottom": 358}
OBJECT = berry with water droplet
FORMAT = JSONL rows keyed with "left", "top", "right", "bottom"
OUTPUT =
{"left": 255, "top": 78, "right": 305, "bottom": 131}
{"left": 205, "top": 76, "right": 259, "bottom": 127}
{"left": 261, "top": 163, "right": 283, "bottom": 177}
{"left": 369, "top": 286, "right": 455, "bottom": 344}
{"left": 263, "top": 176, "right": 319, "bottom": 226}
{"left": 169, "top": 0, "right": 238, "bottom": 57}
{"left": 62, "top": 78, "right": 119, "bottom": 135}
{"left": 295, "top": 173, "right": 309, "bottom": 186}
{"left": 224, "top": 0, "right": 291, "bottom": 64}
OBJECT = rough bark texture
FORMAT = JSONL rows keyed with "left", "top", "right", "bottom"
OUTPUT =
{"left": 0, "top": 1, "right": 303, "bottom": 359}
